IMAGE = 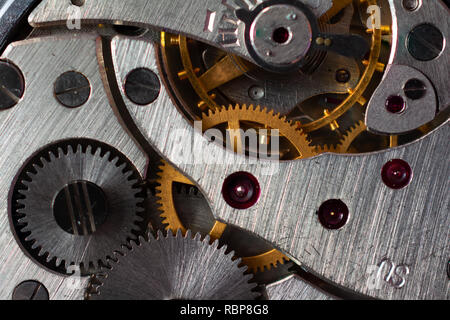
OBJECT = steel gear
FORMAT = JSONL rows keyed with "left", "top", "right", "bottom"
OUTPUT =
{"left": 156, "top": 160, "right": 289, "bottom": 273}
{"left": 88, "top": 230, "right": 258, "bottom": 300}
{"left": 202, "top": 104, "right": 316, "bottom": 159}
{"left": 15, "top": 143, "right": 143, "bottom": 270}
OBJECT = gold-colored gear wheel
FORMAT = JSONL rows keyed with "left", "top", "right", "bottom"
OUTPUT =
{"left": 202, "top": 104, "right": 316, "bottom": 159}
{"left": 162, "top": 0, "right": 385, "bottom": 134}
{"left": 336, "top": 120, "right": 399, "bottom": 153}
{"left": 155, "top": 104, "right": 318, "bottom": 272}
{"left": 156, "top": 160, "right": 289, "bottom": 273}
{"left": 299, "top": 0, "right": 384, "bottom": 133}
{"left": 337, "top": 120, "right": 367, "bottom": 153}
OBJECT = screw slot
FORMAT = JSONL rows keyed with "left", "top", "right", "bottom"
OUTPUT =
{"left": 403, "top": 78, "right": 426, "bottom": 100}
{"left": 54, "top": 71, "right": 91, "bottom": 108}
{"left": 53, "top": 181, "right": 108, "bottom": 235}
{"left": 407, "top": 24, "right": 445, "bottom": 61}
{"left": 12, "top": 281, "right": 49, "bottom": 300}
{"left": 124, "top": 68, "right": 161, "bottom": 106}
{"left": 0, "top": 60, "right": 25, "bottom": 110}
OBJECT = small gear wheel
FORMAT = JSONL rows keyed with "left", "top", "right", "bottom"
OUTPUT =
{"left": 156, "top": 160, "right": 289, "bottom": 273}
{"left": 14, "top": 142, "right": 144, "bottom": 270}
{"left": 202, "top": 104, "right": 316, "bottom": 159}
{"left": 337, "top": 120, "right": 367, "bottom": 153}
{"left": 88, "top": 230, "right": 258, "bottom": 300}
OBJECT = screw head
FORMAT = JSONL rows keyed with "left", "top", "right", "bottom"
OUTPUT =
{"left": 407, "top": 24, "right": 444, "bottom": 61}
{"left": 318, "top": 199, "right": 349, "bottom": 230}
{"left": 54, "top": 71, "right": 91, "bottom": 108}
{"left": 385, "top": 95, "right": 406, "bottom": 114}
{"left": 0, "top": 60, "right": 25, "bottom": 110}
{"left": 381, "top": 159, "right": 413, "bottom": 189}
{"left": 336, "top": 69, "right": 351, "bottom": 83}
{"left": 403, "top": 78, "right": 427, "bottom": 100}
{"left": 124, "top": 68, "right": 161, "bottom": 105}
{"left": 222, "top": 172, "right": 260, "bottom": 209}
{"left": 12, "top": 281, "right": 49, "bottom": 300}
{"left": 53, "top": 181, "right": 108, "bottom": 235}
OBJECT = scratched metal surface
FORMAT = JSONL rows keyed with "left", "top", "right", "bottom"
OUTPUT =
{"left": 111, "top": 36, "right": 449, "bottom": 299}
{"left": 28, "top": 0, "right": 332, "bottom": 64}
{"left": 0, "top": 35, "right": 147, "bottom": 299}
{"left": 265, "top": 275, "right": 334, "bottom": 300}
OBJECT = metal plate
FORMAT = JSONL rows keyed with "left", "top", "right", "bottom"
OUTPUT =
{"left": 110, "top": 36, "right": 449, "bottom": 299}
{"left": 0, "top": 34, "right": 147, "bottom": 299}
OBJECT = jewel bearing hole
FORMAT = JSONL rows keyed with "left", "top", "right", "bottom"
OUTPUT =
{"left": 318, "top": 199, "right": 349, "bottom": 230}
{"left": 381, "top": 159, "right": 413, "bottom": 189}
{"left": 222, "top": 172, "right": 260, "bottom": 209}
{"left": 385, "top": 95, "right": 406, "bottom": 114}
{"left": 272, "top": 27, "right": 291, "bottom": 44}
{"left": 53, "top": 181, "right": 108, "bottom": 235}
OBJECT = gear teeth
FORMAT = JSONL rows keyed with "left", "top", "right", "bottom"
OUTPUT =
{"left": 14, "top": 142, "right": 144, "bottom": 272}
{"left": 88, "top": 228, "right": 259, "bottom": 300}
{"left": 337, "top": 120, "right": 367, "bottom": 153}
{"left": 66, "top": 145, "right": 74, "bottom": 156}
{"left": 314, "top": 144, "right": 339, "bottom": 154}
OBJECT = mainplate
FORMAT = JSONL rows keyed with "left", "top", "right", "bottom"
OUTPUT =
{"left": 0, "top": 0, "right": 448, "bottom": 300}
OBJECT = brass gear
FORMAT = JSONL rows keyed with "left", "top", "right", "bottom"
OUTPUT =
{"left": 299, "top": 0, "right": 385, "bottom": 133}
{"left": 161, "top": 0, "right": 386, "bottom": 134}
{"left": 156, "top": 160, "right": 289, "bottom": 273}
{"left": 336, "top": 120, "right": 398, "bottom": 153}
{"left": 336, "top": 120, "right": 367, "bottom": 153}
{"left": 202, "top": 104, "right": 316, "bottom": 159}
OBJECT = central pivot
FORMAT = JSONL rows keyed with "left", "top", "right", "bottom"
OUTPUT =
{"left": 53, "top": 180, "right": 108, "bottom": 235}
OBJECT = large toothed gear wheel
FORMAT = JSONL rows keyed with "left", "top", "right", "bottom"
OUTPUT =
{"left": 88, "top": 230, "right": 258, "bottom": 300}
{"left": 156, "top": 161, "right": 289, "bottom": 273}
{"left": 202, "top": 104, "right": 316, "bottom": 159}
{"left": 15, "top": 143, "right": 144, "bottom": 270}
